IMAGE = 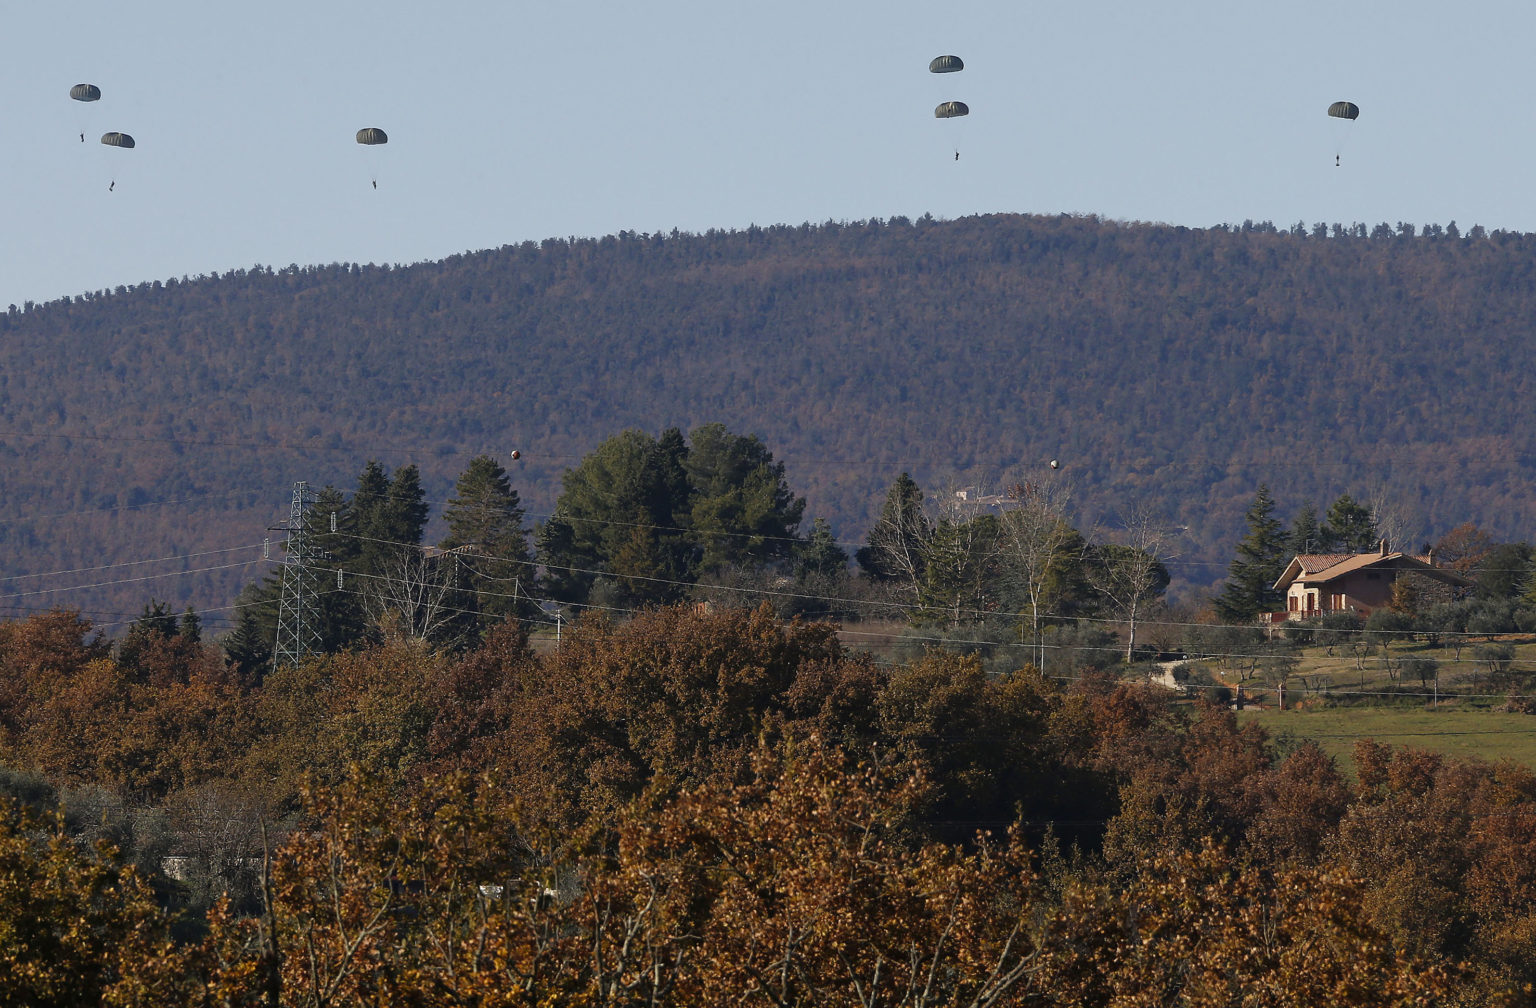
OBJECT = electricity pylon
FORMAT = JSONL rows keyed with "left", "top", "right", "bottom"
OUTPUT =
{"left": 273, "top": 481, "right": 325, "bottom": 671}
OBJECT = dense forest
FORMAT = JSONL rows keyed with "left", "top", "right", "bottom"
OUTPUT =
{"left": 5, "top": 602, "right": 1535, "bottom": 1004}
{"left": 3, "top": 213, "right": 1536, "bottom": 629}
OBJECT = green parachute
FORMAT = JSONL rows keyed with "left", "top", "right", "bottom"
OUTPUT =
{"left": 70, "top": 84, "right": 102, "bottom": 143}
{"left": 928, "top": 55, "right": 964, "bottom": 73}
{"left": 934, "top": 101, "right": 968, "bottom": 162}
{"left": 98, "top": 131, "right": 133, "bottom": 191}
{"left": 1327, "top": 101, "right": 1359, "bottom": 165}
{"left": 356, "top": 128, "right": 388, "bottom": 188}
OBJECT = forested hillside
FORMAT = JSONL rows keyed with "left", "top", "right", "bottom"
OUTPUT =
{"left": 2, "top": 213, "right": 1534, "bottom": 628}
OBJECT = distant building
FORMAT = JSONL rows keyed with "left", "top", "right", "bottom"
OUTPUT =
{"left": 1268, "top": 540, "right": 1473, "bottom": 621}
{"left": 952, "top": 487, "right": 1009, "bottom": 508}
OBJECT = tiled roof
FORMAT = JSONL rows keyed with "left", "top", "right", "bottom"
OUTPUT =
{"left": 1293, "top": 554, "right": 1355, "bottom": 575}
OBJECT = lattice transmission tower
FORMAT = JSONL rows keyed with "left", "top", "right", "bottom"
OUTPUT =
{"left": 273, "top": 481, "right": 326, "bottom": 671}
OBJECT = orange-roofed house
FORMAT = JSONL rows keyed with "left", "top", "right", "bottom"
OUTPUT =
{"left": 1270, "top": 540, "right": 1474, "bottom": 622}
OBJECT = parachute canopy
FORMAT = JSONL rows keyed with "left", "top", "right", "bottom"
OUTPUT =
{"left": 100, "top": 132, "right": 135, "bottom": 149}
{"left": 1327, "top": 101, "right": 1360, "bottom": 121}
{"left": 929, "top": 55, "right": 964, "bottom": 73}
{"left": 356, "top": 127, "right": 388, "bottom": 145}
{"left": 934, "top": 101, "right": 969, "bottom": 119}
{"left": 70, "top": 83, "right": 101, "bottom": 103}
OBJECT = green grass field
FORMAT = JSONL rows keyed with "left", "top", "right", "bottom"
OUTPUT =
{"left": 1239, "top": 707, "right": 1536, "bottom": 775}
{"left": 839, "top": 617, "right": 1536, "bottom": 774}
{"left": 1183, "top": 631, "right": 1536, "bottom": 773}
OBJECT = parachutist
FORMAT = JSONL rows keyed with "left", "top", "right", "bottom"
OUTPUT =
{"left": 1336, "top": 155, "right": 1340, "bottom": 167}
{"left": 80, "top": 133, "right": 85, "bottom": 142}
{"left": 372, "top": 179, "right": 377, "bottom": 189}
{"left": 955, "top": 151, "right": 959, "bottom": 161}
{"left": 108, "top": 180, "right": 114, "bottom": 191}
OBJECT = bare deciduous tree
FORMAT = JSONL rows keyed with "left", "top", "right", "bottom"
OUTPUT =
{"left": 359, "top": 548, "right": 465, "bottom": 646}
{"left": 996, "top": 475, "right": 1080, "bottom": 672}
{"left": 1365, "top": 483, "right": 1419, "bottom": 556}
{"left": 1086, "top": 505, "right": 1174, "bottom": 662}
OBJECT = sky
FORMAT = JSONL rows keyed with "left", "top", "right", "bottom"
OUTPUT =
{"left": 2, "top": 0, "right": 1531, "bottom": 310}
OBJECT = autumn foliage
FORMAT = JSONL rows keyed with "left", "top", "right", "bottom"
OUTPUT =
{"left": 0, "top": 604, "right": 1526, "bottom": 1003}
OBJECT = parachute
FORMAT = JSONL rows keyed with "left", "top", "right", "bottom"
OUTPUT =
{"left": 70, "top": 85, "right": 103, "bottom": 142}
{"left": 1327, "top": 102, "right": 1359, "bottom": 165}
{"left": 928, "top": 55, "right": 964, "bottom": 73}
{"left": 356, "top": 128, "right": 388, "bottom": 188}
{"left": 98, "top": 132, "right": 133, "bottom": 191}
{"left": 934, "top": 101, "right": 969, "bottom": 119}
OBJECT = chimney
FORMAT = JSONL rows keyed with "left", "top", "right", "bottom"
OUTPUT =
{"left": 1379, "top": 538, "right": 1389, "bottom": 555}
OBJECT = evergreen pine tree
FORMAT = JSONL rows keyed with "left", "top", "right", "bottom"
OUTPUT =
{"left": 656, "top": 427, "right": 691, "bottom": 525}
{"left": 381, "top": 464, "right": 430, "bottom": 551}
{"left": 535, "top": 429, "right": 696, "bottom": 607}
{"left": 220, "top": 604, "right": 269, "bottom": 687}
{"left": 350, "top": 460, "right": 392, "bottom": 572}
{"left": 441, "top": 455, "right": 536, "bottom": 630}
{"left": 1214, "top": 485, "right": 1288, "bottom": 622}
{"left": 794, "top": 518, "right": 848, "bottom": 580}
{"left": 684, "top": 422, "right": 805, "bottom": 571}
{"left": 178, "top": 606, "right": 201, "bottom": 643}
{"left": 1287, "top": 502, "right": 1323, "bottom": 555}
{"left": 1323, "top": 494, "right": 1379, "bottom": 552}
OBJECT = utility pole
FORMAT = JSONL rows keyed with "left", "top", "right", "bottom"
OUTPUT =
{"left": 272, "top": 481, "right": 324, "bottom": 671}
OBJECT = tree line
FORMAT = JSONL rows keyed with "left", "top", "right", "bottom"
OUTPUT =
{"left": 215, "top": 422, "right": 1188, "bottom": 679}
{"left": 214, "top": 422, "right": 1536, "bottom": 688}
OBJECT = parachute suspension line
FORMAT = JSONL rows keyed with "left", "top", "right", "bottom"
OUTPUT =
{"left": 99, "top": 131, "right": 134, "bottom": 192}
{"left": 70, "top": 83, "right": 100, "bottom": 144}
{"left": 1327, "top": 101, "right": 1359, "bottom": 168}
{"left": 356, "top": 127, "right": 388, "bottom": 190}
{"left": 934, "top": 100, "right": 969, "bottom": 163}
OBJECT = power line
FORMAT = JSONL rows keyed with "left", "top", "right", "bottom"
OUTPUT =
{"left": 0, "top": 543, "right": 262, "bottom": 585}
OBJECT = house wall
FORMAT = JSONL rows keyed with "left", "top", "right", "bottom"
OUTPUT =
{"left": 1286, "top": 571, "right": 1393, "bottom": 617}
{"left": 1285, "top": 584, "right": 1322, "bottom": 616}
{"left": 1331, "top": 569, "right": 1394, "bottom": 612}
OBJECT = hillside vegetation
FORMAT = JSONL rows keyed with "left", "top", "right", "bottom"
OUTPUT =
{"left": 2, "top": 603, "right": 1529, "bottom": 1002}
{"left": 3, "top": 213, "right": 1534, "bottom": 624}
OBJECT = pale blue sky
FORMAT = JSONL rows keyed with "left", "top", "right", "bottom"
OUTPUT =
{"left": 3, "top": 0, "right": 1528, "bottom": 309}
